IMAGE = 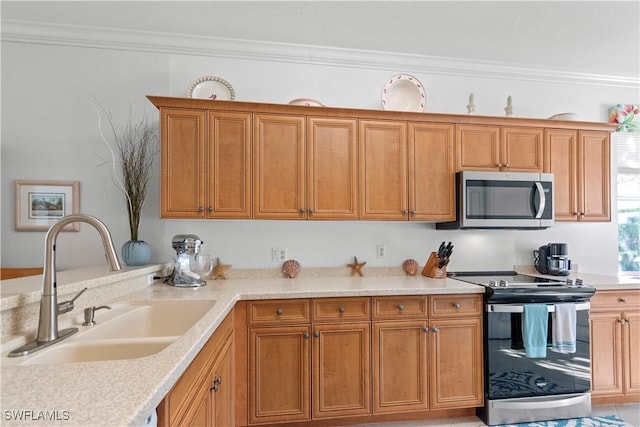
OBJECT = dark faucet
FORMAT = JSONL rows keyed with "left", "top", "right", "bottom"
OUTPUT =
{"left": 9, "top": 214, "right": 122, "bottom": 357}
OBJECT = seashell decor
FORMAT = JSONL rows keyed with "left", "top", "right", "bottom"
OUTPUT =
{"left": 402, "top": 259, "right": 419, "bottom": 276}
{"left": 282, "top": 259, "right": 301, "bottom": 279}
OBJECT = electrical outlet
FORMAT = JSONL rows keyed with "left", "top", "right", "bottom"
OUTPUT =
{"left": 376, "top": 245, "right": 386, "bottom": 259}
{"left": 272, "top": 247, "right": 287, "bottom": 262}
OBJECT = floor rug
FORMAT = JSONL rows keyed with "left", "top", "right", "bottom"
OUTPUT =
{"left": 495, "top": 414, "right": 631, "bottom": 427}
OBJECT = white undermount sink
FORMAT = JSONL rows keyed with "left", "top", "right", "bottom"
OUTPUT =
{"left": 14, "top": 299, "right": 216, "bottom": 366}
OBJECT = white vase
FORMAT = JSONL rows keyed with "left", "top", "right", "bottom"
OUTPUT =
{"left": 121, "top": 240, "right": 151, "bottom": 266}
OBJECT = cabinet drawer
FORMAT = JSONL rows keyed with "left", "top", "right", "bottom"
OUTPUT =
{"left": 312, "top": 297, "right": 370, "bottom": 322}
{"left": 429, "top": 294, "right": 482, "bottom": 318}
{"left": 372, "top": 296, "right": 428, "bottom": 320}
{"left": 591, "top": 290, "right": 640, "bottom": 311}
{"left": 247, "top": 299, "right": 310, "bottom": 325}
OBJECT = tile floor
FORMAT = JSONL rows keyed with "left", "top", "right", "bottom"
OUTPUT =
{"left": 351, "top": 403, "right": 640, "bottom": 427}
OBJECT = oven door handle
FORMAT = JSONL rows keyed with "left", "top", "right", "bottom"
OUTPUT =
{"left": 487, "top": 302, "right": 590, "bottom": 313}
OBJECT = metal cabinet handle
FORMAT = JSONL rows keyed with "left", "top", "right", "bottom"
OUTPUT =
{"left": 303, "top": 332, "right": 310, "bottom": 339}
{"left": 618, "top": 318, "right": 625, "bottom": 323}
{"left": 497, "top": 163, "right": 503, "bottom": 168}
{"left": 211, "top": 375, "right": 222, "bottom": 392}
{"left": 453, "top": 303, "right": 460, "bottom": 309}
{"left": 207, "top": 206, "right": 213, "bottom": 212}
{"left": 314, "top": 331, "right": 320, "bottom": 338}
{"left": 423, "top": 326, "right": 429, "bottom": 333}
{"left": 619, "top": 297, "right": 627, "bottom": 303}
{"left": 198, "top": 206, "right": 204, "bottom": 212}
{"left": 309, "top": 209, "right": 315, "bottom": 214}
{"left": 276, "top": 308, "right": 284, "bottom": 315}
{"left": 410, "top": 210, "right": 417, "bottom": 215}
{"left": 397, "top": 304, "right": 404, "bottom": 311}
{"left": 431, "top": 326, "right": 439, "bottom": 333}
{"left": 299, "top": 208, "right": 306, "bottom": 213}
{"left": 338, "top": 307, "right": 345, "bottom": 313}
{"left": 505, "top": 163, "right": 510, "bottom": 168}
{"left": 402, "top": 209, "right": 409, "bottom": 215}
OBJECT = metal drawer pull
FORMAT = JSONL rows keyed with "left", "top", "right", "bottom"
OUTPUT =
{"left": 303, "top": 332, "right": 310, "bottom": 339}
{"left": 276, "top": 308, "right": 283, "bottom": 315}
{"left": 453, "top": 303, "right": 460, "bottom": 309}
{"left": 423, "top": 326, "right": 429, "bottom": 333}
{"left": 339, "top": 307, "right": 345, "bottom": 313}
{"left": 397, "top": 304, "right": 404, "bottom": 311}
{"left": 619, "top": 297, "right": 627, "bottom": 303}
{"left": 431, "top": 326, "right": 439, "bottom": 333}
{"left": 211, "top": 376, "right": 222, "bottom": 392}
{"left": 487, "top": 302, "right": 590, "bottom": 313}
{"left": 314, "top": 331, "right": 320, "bottom": 338}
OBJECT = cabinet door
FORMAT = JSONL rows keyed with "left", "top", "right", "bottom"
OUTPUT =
{"left": 360, "top": 120, "right": 407, "bottom": 220}
{"left": 623, "top": 312, "right": 640, "bottom": 395}
{"left": 544, "top": 129, "right": 579, "bottom": 221}
{"left": 429, "top": 318, "right": 483, "bottom": 409}
{"left": 501, "top": 127, "right": 544, "bottom": 172}
{"left": 408, "top": 123, "right": 455, "bottom": 221}
{"left": 373, "top": 320, "right": 429, "bottom": 414}
{"left": 313, "top": 322, "right": 371, "bottom": 418}
{"left": 210, "top": 336, "right": 234, "bottom": 427}
{"left": 254, "top": 114, "right": 306, "bottom": 219}
{"left": 308, "top": 117, "right": 358, "bottom": 219}
{"left": 455, "top": 125, "right": 500, "bottom": 171}
{"left": 248, "top": 325, "right": 311, "bottom": 424}
{"left": 160, "top": 108, "right": 206, "bottom": 218}
{"left": 179, "top": 384, "right": 211, "bottom": 427}
{"left": 207, "top": 111, "right": 252, "bottom": 218}
{"left": 590, "top": 312, "right": 624, "bottom": 396}
{"left": 578, "top": 131, "right": 610, "bottom": 222}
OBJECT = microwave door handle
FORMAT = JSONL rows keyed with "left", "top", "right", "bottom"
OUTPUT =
{"left": 534, "top": 182, "right": 545, "bottom": 219}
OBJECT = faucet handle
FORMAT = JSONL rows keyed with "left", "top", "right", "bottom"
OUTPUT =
{"left": 57, "top": 287, "right": 88, "bottom": 314}
{"left": 82, "top": 305, "right": 112, "bottom": 326}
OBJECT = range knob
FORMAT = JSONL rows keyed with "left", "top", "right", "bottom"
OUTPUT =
{"left": 575, "top": 278, "right": 584, "bottom": 287}
{"left": 499, "top": 279, "right": 509, "bottom": 287}
{"left": 566, "top": 279, "right": 574, "bottom": 287}
{"left": 488, "top": 280, "right": 497, "bottom": 288}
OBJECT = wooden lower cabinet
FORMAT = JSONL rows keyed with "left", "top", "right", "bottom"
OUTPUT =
{"left": 313, "top": 322, "right": 371, "bottom": 419}
{"left": 429, "top": 317, "right": 483, "bottom": 409}
{"left": 248, "top": 325, "right": 311, "bottom": 424}
{"left": 590, "top": 290, "right": 640, "bottom": 403}
{"left": 157, "top": 310, "right": 234, "bottom": 427}
{"left": 373, "top": 320, "right": 429, "bottom": 413}
{"left": 241, "top": 295, "right": 482, "bottom": 426}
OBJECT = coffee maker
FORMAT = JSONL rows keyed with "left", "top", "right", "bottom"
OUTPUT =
{"left": 166, "top": 234, "right": 213, "bottom": 287}
{"left": 534, "top": 243, "right": 571, "bottom": 276}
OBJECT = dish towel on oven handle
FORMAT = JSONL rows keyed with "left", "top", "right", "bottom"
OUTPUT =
{"left": 552, "top": 303, "right": 577, "bottom": 353}
{"left": 522, "top": 304, "right": 548, "bottom": 358}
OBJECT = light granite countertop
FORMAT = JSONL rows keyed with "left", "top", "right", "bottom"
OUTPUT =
{"left": 0, "top": 265, "right": 637, "bottom": 427}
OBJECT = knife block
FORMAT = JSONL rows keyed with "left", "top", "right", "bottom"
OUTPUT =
{"left": 422, "top": 251, "right": 447, "bottom": 278}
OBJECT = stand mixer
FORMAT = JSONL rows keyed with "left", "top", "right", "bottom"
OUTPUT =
{"left": 166, "top": 234, "right": 213, "bottom": 287}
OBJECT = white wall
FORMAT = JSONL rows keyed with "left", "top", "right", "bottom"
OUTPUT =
{"left": 1, "top": 24, "right": 637, "bottom": 276}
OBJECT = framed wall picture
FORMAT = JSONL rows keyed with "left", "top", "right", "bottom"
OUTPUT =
{"left": 15, "top": 180, "right": 80, "bottom": 231}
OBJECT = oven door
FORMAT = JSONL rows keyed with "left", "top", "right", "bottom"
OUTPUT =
{"left": 485, "top": 302, "right": 591, "bottom": 400}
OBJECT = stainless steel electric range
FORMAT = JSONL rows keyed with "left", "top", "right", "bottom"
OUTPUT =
{"left": 448, "top": 271, "right": 595, "bottom": 426}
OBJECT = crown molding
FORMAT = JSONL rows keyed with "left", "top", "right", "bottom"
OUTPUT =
{"left": 2, "top": 19, "right": 638, "bottom": 89}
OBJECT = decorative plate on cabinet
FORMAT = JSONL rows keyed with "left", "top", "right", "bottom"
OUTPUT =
{"left": 186, "top": 76, "right": 236, "bottom": 100}
{"left": 381, "top": 74, "right": 426, "bottom": 112}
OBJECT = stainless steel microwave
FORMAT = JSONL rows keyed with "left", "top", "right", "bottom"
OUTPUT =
{"left": 436, "top": 171, "right": 554, "bottom": 229}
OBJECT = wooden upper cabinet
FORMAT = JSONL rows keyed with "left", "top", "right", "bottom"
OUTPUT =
{"left": 307, "top": 117, "right": 358, "bottom": 219}
{"left": 408, "top": 123, "right": 455, "bottom": 221}
{"left": 456, "top": 124, "right": 543, "bottom": 172}
{"left": 545, "top": 129, "right": 610, "bottom": 222}
{"left": 579, "top": 131, "right": 610, "bottom": 221}
{"left": 160, "top": 108, "right": 206, "bottom": 218}
{"left": 360, "top": 120, "right": 408, "bottom": 220}
{"left": 253, "top": 114, "right": 306, "bottom": 219}
{"left": 501, "top": 126, "right": 544, "bottom": 172}
{"left": 207, "top": 111, "right": 252, "bottom": 218}
{"left": 544, "top": 129, "right": 578, "bottom": 221}
{"left": 456, "top": 124, "right": 500, "bottom": 171}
